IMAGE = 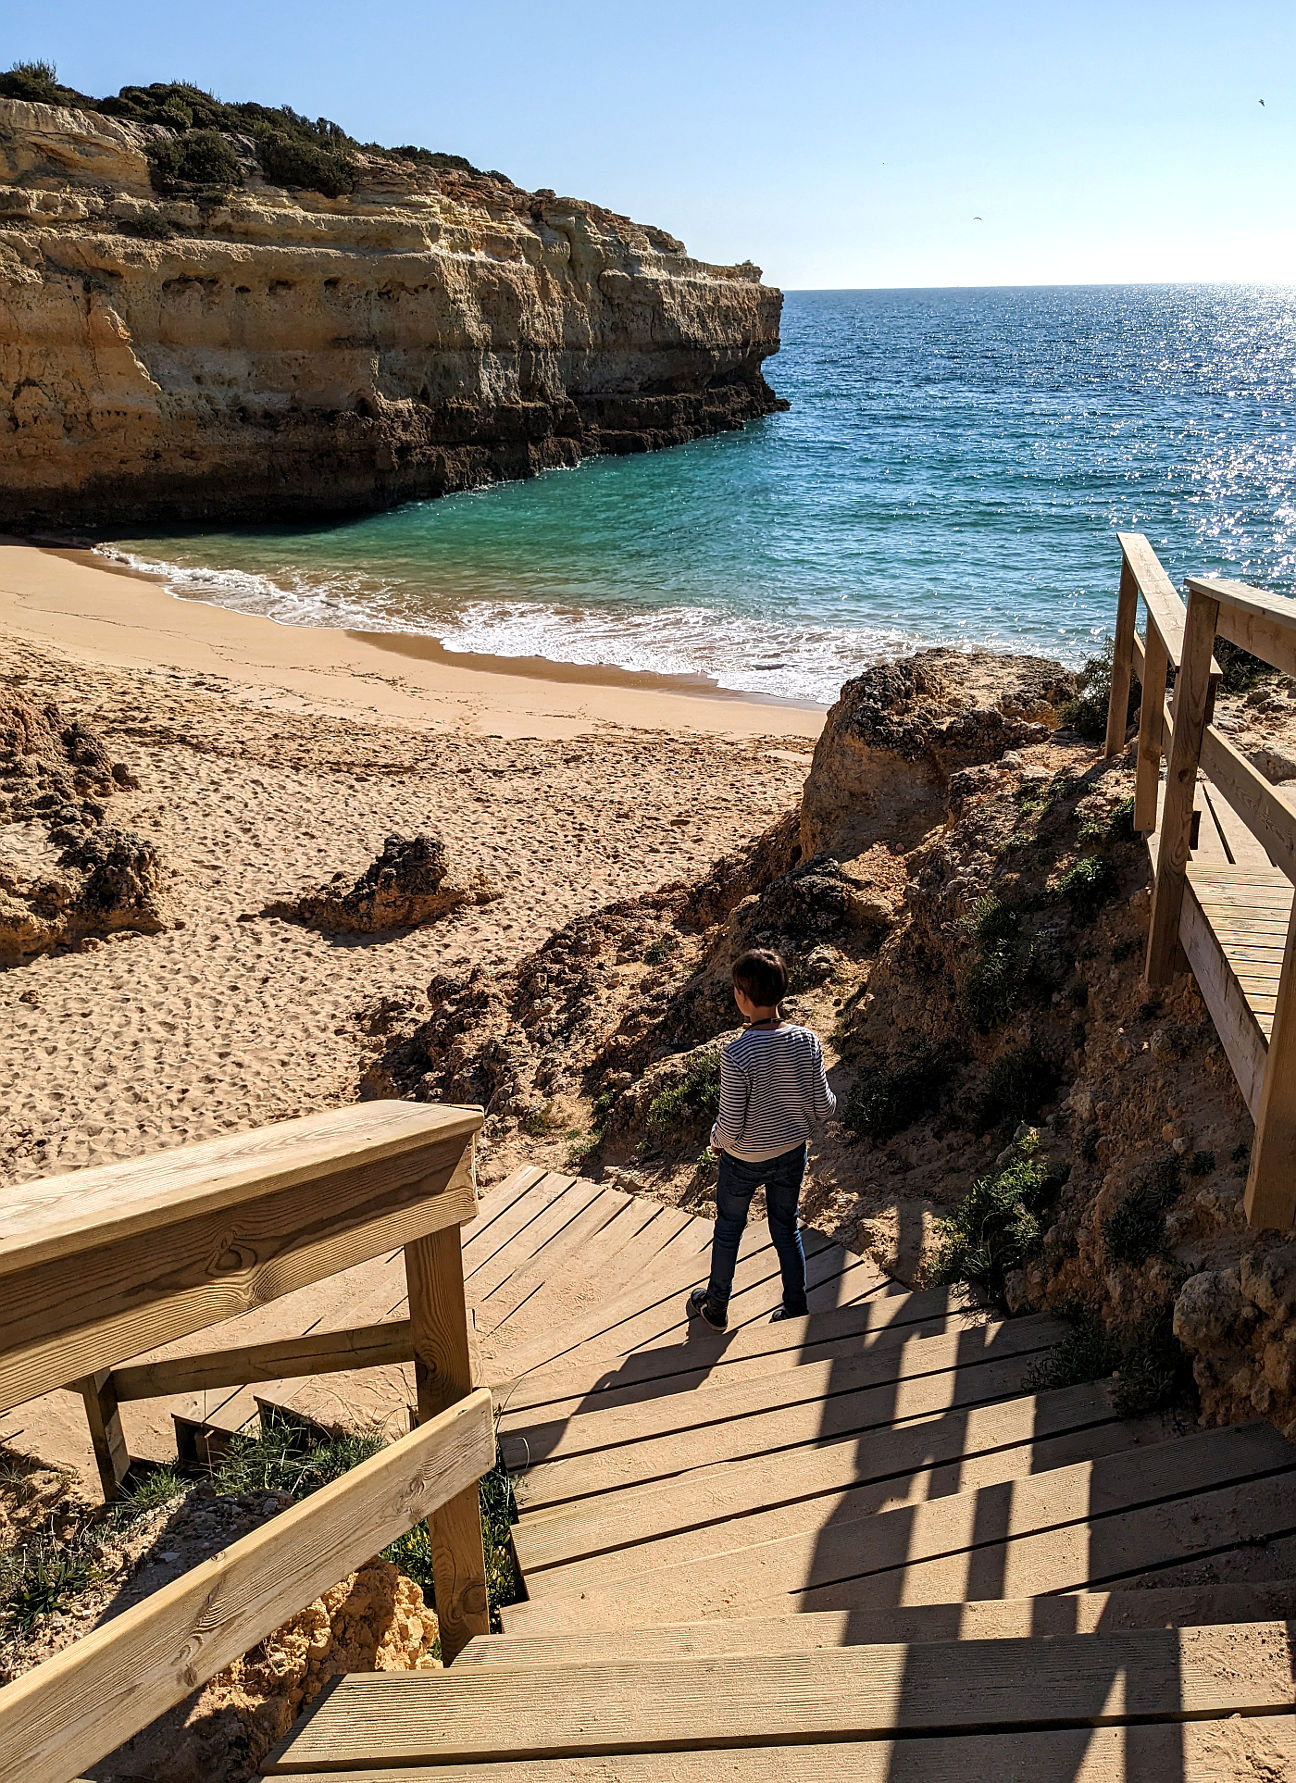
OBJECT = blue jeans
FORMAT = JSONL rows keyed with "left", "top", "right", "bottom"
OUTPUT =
{"left": 705, "top": 1143, "right": 808, "bottom": 1315}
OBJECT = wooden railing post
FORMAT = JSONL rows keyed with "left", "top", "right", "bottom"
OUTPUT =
{"left": 76, "top": 1369, "right": 130, "bottom": 1502}
{"left": 1105, "top": 553, "right": 1140, "bottom": 758}
{"left": 1134, "top": 623, "right": 1169, "bottom": 835}
{"left": 404, "top": 1139, "right": 490, "bottom": 1664}
{"left": 1245, "top": 893, "right": 1296, "bottom": 1229}
{"left": 1145, "top": 585, "right": 1220, "bottom": 983}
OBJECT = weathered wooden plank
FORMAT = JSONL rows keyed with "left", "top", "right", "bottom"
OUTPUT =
{"left": 1178, "top": 876, "right": 1268, "bottom": 1116}
{"left": 1202, "top": 778, "right": 1278, "bottom": 871}
{"left": 1246, "top": 888, "right": 1296, "bottom": 1228}
{"left": 0, "top": 1103, "right": 479, "bottom": 1261}
{"left": 77, "top": 1368, "right": 130, "bottom": 1502}
{"left": 261, "top": 1622, "right": 1296, "bottom": 1770}
{"left": 495, "top": 1285, "right": 976, "bottom": 1422}
{"left": 1134, "top": 621, "right": 1168, "bottom": 832}
{"left": 1200, "top": 726, "right": 1296, "bottom": 882}
{"left": 111, "top": 1320, "right": 415, "bottom": 1402}
{"left": 473, "top": 1580, "right": 1296, "bottom": 1665}
{"left": 0, "top": 1390, "right": 494, "bottom": 1783}
{"left": 513, "top": 1381, "right": 1155, "bottom": 1577}
{"left": 1147, "top": 584, "right": 1221, "bottom": 981}
{"left": 516, "top": 1423, "right": 1295, "bottom": 1631}
{"left": 502, "top": 1316, "right": 1063, "bottom": 1473}
{"left": 406, "top": 1225, "right": 489, "bottom": 1663}
{"left": 0, "top": 1111, "right": 479, "bottom": 1414}
{"left": 1193, "top": 573, "right": 1296, "bottom": 681}
{"left": 261, "top": 1716, "right": 1296, "bottom": 1782}
{"left": 473, "top": 1189, "right": 635, "bottom": 1341}
{"left": 3, "top": 1157, "right": 476, "bottom": 1418}
{"left": 510, "top": 1346, "right": 1056, "bottom": 1515}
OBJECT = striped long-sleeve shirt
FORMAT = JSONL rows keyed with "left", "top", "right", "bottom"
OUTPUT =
{"left": 710, "top": 1023, "right": 837, "bottom": 1163}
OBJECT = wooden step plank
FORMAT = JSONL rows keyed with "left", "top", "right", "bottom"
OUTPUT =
{"left": 461, "top": 1165, "right": 549, "bottom": 1255}
{"left": 514, "top": 1382, "right": 1164, "bottom": 1583}
{"left": 471, "top": 1578, "right": 1296, "bottom": 1665}
{"left": 490, "top": 1208, "right": 718, "bottom": 1378}
{"left": 513, "top": 1372, "right": 1124, "bottom": 1546}
{"left": 264, "top": 1716, "right": 1296, "bottom": 1782}
{"left": 462, "top": 1179, "right": 607, "bottom": 1305}
{"left": 503, "top": 1315, "right": 1064, "bottom": 1472}
{"left": 510, "top": 1423, "right": 1296, "bottom": 1632}
{"left": 494, "top": 1285, "right": 980, "bottom": 1423}
{"left": 261, "top": 1621, "right": 1296, "bottom": 1771}
{"left": 509, "top": 1345, "right": 1060, "bottom": 1516}
{"left": 471, "top": 1187, "right": 633, "bottom": 1339}
{"left": 479, "top": 1198, "right": 707, "bottom": 1368}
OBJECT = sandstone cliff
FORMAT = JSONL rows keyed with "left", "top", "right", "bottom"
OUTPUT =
{"left": 0, "top": 98, "right": 783, "bottom": 528}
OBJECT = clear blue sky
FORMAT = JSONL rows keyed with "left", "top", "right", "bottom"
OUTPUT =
{"left": 15, "top": 0, "right": 1296, "bottom": 288}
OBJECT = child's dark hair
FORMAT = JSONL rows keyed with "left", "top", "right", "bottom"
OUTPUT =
{"left": 732, "top": 947, "right": 788, "bottom": 1007}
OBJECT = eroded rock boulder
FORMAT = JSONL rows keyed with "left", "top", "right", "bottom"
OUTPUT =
{"left": 0, "top": 825, "right": 168, "bottom": 962}
{"left": 0, "top": 691, "right": 137, "bottom": 826}
{"left": 268, "top": 833, "right": 499, "bottom": 935}
{"left": 801, "top": 649, "right": 1076, "bottom": 859}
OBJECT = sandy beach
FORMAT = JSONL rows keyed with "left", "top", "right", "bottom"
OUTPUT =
{"left": 0, "top": 541, "right": 822, "bottom": 1191}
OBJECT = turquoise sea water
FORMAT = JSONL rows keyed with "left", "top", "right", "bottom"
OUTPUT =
{"left": 108, "top": 284, "right": 1296, "bottom": 706}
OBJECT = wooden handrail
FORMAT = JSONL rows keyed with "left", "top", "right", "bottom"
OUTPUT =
{"left": 0, "top": 1102, "right": 478, "bottom": 1415}
{"left": 0, "top": 1104, "right": 498, "bottom": 1781}
{"left": 1107, "top": 542, "right": 1296, "bottom": 1228}
{"left": 0, "top": 1391, "right": 495, "bottom": 1783}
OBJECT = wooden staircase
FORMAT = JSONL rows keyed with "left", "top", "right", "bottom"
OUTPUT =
{"left": 263, "top": 1163, "right": 1296, "bottom": 1780}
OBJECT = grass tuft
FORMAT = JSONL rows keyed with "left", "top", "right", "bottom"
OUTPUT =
{"left": 929, "top": 1137, "right": 1056, "bottom": 1308}
{"left": 1057, "top": 855, "right": 1118, "bottom": 921}
{"left": 1102, "top": 1156, "right": 1181, "bottom": 1268}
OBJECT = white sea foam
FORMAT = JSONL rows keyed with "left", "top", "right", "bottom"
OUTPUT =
{"left": 97, "top": 545, "right": 958, "bottom": 705}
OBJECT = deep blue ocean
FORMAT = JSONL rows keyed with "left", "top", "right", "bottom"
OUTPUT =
{"left": 109, "top": 284, "right": 1296, "bottom": 706}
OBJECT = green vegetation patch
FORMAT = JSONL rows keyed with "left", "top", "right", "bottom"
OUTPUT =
{"left": 0, "top": 1528, "right": 113, "bottom": 1634}
{"left": 645, "top": 1049, "right": 721, "bottom": 1139}
{"left": 1057, "top": 855, "right": 1118, "bottom": 921}
{"left": 929, "top": 1137, "right": 1057, "bottom": 1308}
{"left": 959, "top": 895, "right": 1060, "bottom": 1033}
{"left": 845, "top": 1046, "right": 951, "bottom": 1143}
{"left": 1059, "top": 639, "right": 1115, "bottom": 741}
{"left": 1102, "top": 1156, "right": 1182, "bottom": 1268}
{"left": 384, "top": 1452, "right": 521, "bottom": 1635}
{"left": 147, "top": 128, "right": 245, "bottom": 196}
{"left": 1025, "top": 1309, "right": 1194, "bottom": 1419}
{"left": 969, "top": 1045, "right": 1060, "bottom": 1133}
{"left": 0, "top": 62, "right": 503, "bottom": 183}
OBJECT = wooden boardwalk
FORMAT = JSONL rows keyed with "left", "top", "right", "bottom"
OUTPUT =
{"left": 261, "top": 1165, "right": 1296, "bottom": 1782}
{"left": 1110, "top": 535, "right": 1296, "bottom": 1224}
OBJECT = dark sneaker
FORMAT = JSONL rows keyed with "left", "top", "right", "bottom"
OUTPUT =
{"left": 771, "top": 1299, "right": 809, "bottom": 1323}
{"left": 687, "top": 1287, "right": 727, "bottom": 1331}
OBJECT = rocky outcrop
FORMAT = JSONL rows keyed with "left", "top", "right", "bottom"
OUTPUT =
{"left": 0, "top": 98, "right": 784, "bottom": 528}
{"left": 0, "top": 691, "right": 167, "bottom": 960}
{"left": 801, "top": 649, "right": 1076, "bottom": 859}
{"left": 267, "top": 832, "right": 498, "bottom": 934}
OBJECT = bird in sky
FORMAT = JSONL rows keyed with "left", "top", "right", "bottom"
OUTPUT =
{"left": 1259, "top": 98, "right": 1266, "bottom": 106}
{"left": 973, "top": 215, "right": 983, "bottom": 222}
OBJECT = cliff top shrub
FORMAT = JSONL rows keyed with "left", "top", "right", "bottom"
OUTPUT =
{"left": 845, "top": 1046, "right": 951, "bottom": 1143}
{"left": 147, "top": 129, "right": 245, "bottom": 196}
{"left": 1, "top": 61, "right": 505, "bottom": 185}
{"left": 958, "top": 896, "right": 1061, "bottom": 1033}
{"left": 970, "top": 1045, "right": 1060, "bottom": 1133}
{"left": 929, "top": 1136, "right": 1055, "bottom": 1308}
{"left": 257, "top": 130, "right": 356, "bottom": 196}
{"left": 1057, "top": 854, "right": 1118, "bottom": 922}
{"left": 1058, "top": 638, "right": 1115, "bottom": 741}
{"left": 1102, "top": 1156, "right": 1181, "bottom": 1268}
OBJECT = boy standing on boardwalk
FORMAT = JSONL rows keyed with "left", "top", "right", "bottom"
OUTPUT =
{"left": 688, "top": 948, "right": 837, "bottom": 1331}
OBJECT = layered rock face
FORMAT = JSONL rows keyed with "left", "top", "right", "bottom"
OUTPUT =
{"left": 0, "top": 99, "right": 783, "bottom": 528}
